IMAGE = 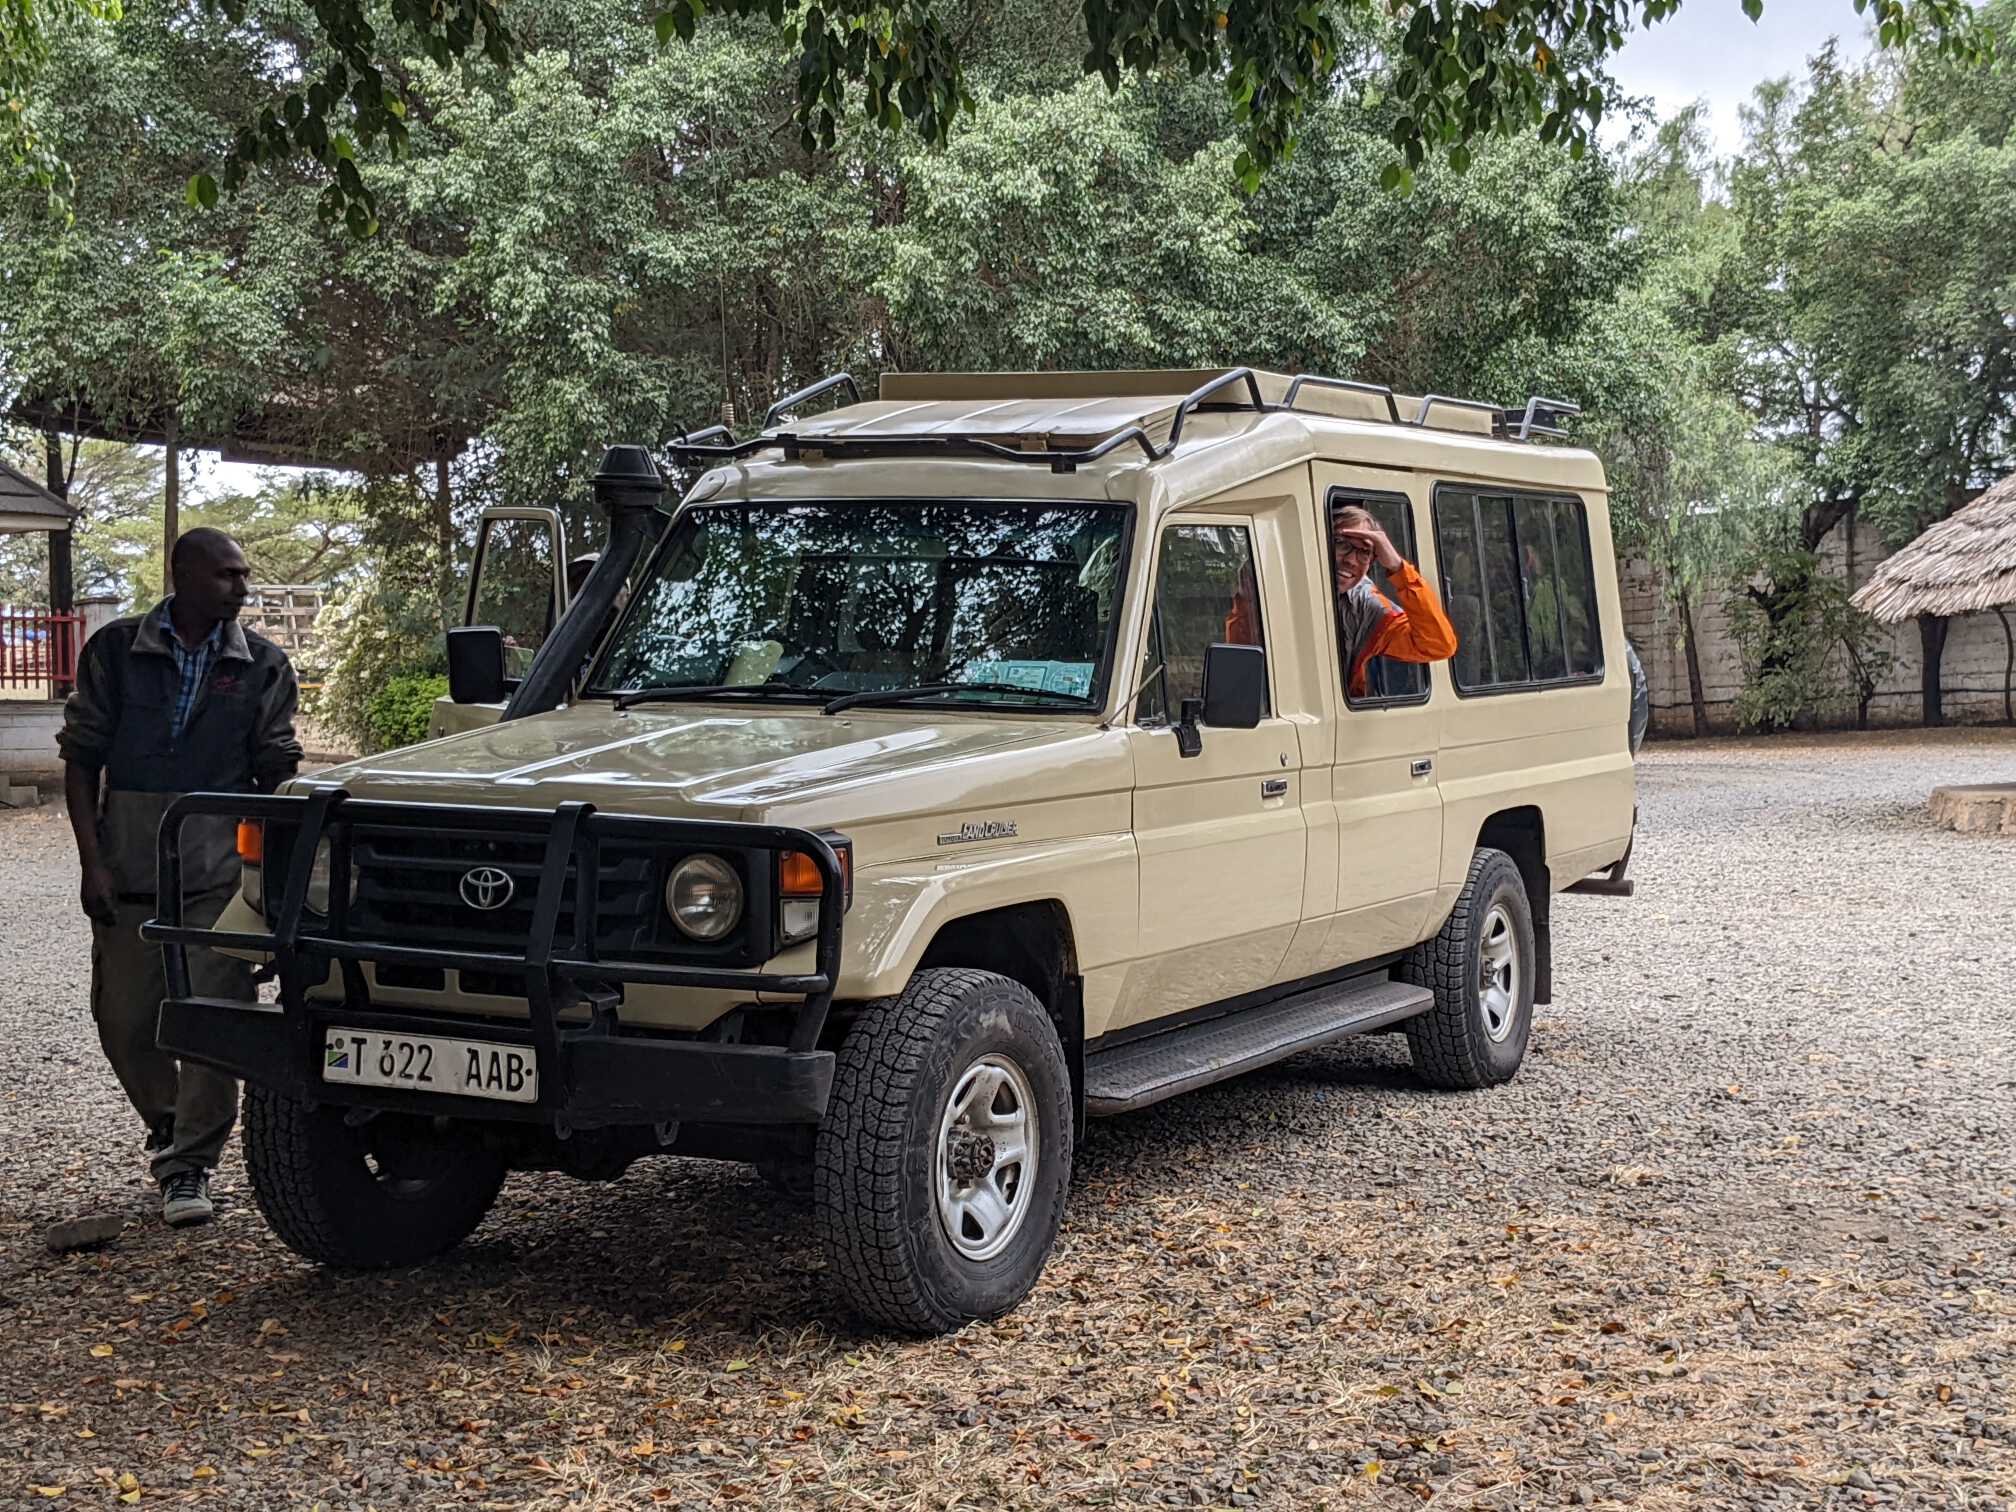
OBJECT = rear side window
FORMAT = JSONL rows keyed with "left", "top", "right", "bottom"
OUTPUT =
{"left": 1327, "top": 491, "right": 1429, "bottom": 706}
{"left": 1136, "top": 524, "right": 1269, "bottom": 724}
{"left": 1434, "top": 490, "right": 1603, "bottom": 693}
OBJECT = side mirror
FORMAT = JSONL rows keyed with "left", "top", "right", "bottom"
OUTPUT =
{"left": 447, "top": 626, "right": 507, "bottom": 706}
{"left": 1202, "top": 642, "right": 1266, "bottom": 730}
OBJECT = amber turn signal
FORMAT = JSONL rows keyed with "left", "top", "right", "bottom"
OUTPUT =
{"left": 237, "top": 819, "right": 264, "bottom": 864}
{"left": 779, "top": 844, "right": 852, "bottom": 901}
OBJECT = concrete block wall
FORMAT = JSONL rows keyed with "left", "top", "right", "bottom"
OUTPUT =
{"left": 1623, "top": 514, "right": 2015, "bottom": 734}
{"left": 0, "top": 701, "right": 64, "bottom": 783}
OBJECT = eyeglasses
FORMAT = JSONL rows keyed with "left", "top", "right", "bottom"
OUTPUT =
{"left": 1332, "top": 538, "right": 1375, "bottom": 561}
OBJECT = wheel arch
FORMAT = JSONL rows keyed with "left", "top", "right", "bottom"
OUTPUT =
{"left": 1474, "top": 806, "right": 1552, "bottom": 1004}
{"left": 914, "top": 901, "right": 1085, "bottom": 1137}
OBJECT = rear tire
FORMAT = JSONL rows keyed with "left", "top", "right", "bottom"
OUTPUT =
{"left": 815, "top": 969, "right": 1072, "bottom": 1333}
{"left": 242, "top": 1088, "right": 507, "bottom": 1267}
{"left": 1401, "top": 848, "right": 1536, "bottom": 1089}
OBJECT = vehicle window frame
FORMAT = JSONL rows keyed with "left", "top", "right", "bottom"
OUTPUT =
{"left": 1325, "top": 486, "right": 1434, "bottom": 712}
{"left": 1430, "top": 483, "right": 1607, "bottom": 698}
{"left": 1132, "top": 516, "right": 1274, "bottom": 728}
{"left": 581, "top": 495, "right": 1139, "bottom": 717}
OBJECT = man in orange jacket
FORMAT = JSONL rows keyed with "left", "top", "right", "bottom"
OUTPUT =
{"left": 1224, "top": 504, "right": 1458, "bottom": 695}
{"left": 1329, "top": 504, "right": 1458, "bottom": 696}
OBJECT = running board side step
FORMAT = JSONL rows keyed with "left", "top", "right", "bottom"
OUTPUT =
{"left": 1083, "top": 977, "right": 1433, "bottom": 1116}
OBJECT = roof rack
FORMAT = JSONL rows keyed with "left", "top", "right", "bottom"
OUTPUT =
{"left": 664, "top": 367, "right": 1579, "bottom": 475}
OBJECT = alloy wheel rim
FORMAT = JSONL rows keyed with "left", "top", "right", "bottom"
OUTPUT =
{"left": 1478, "top": 904, "right": 1520, "bottom": 1044}
{"left": 935, "top": 1053, "right": 1038, "bottom": 1262}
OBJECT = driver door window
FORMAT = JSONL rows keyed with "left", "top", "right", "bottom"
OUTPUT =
{"left": 1135, "top": 524, "right": 1270, "bottom": 725}
{"left": 467, "top": 512, "right": 566, "bottom": 684}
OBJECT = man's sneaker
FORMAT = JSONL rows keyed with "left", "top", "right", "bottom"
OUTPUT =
{"left": 160, "top": 1170, "right": 214, "bottom": 1228}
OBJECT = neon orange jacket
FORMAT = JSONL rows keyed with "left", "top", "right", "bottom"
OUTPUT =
{"left": 1224, "top": 561, "right": 1458, "bottom": 699}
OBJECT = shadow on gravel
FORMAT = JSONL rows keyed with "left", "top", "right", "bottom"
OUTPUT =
{"left": 178, "top": 1045, "right": 1435, "bottom": 1348}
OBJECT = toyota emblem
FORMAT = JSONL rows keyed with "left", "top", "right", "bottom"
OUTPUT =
{"left": 459, "top": 866, "right": 516, "bottom": 911}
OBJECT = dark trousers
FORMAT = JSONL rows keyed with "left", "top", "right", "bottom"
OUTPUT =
{"left": 91, "top": 888, "right": 246, "bottom": 1182}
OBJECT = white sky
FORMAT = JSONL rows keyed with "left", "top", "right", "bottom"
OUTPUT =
{"left": 1605, "top": 0, "right": 1875, "bottom": 157}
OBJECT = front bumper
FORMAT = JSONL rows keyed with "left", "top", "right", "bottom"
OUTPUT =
{"left": 141, "top": 786, "right": 848, "bottom": 1130}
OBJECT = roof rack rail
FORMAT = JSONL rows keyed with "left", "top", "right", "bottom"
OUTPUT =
{"left": 1500, "top": 396, "right": 1581, "bottom": 441}
{"left": 1281, "top": 374, "right": 1402, "bottom": 425}
{"left": 663, "top": 367, "right": 1578, "bottom": 476}
{"left": 1412, "top": 394, "right": 1503, "bottom": 429}
{"left": 764, "top": 372, "right": 860, "bottom": 430}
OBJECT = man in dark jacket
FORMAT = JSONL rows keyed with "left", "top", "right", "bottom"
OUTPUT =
{"left": 59, "top": 527, "right": 302, "bottom": 1227}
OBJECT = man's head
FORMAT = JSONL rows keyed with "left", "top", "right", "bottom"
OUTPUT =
{"left": 169, "top": 528, "right": 252, "bottom": 624}
{"left": 1330, "top": 505, "right": 1379, "bottom": 595}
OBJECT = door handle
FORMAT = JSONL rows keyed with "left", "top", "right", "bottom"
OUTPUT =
{"left": 1410, "top": 758, "right": 1434, "bottom": 778}
{"left": 1261, "top": 777, "right": 1290, "bottom": 800}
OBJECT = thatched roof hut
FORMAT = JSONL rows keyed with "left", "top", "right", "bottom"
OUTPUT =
{"left": 1852, "top": 474, "right": 2016, "bottom": 624}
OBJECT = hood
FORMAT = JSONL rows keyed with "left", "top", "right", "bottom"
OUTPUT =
{"left": 310, "top": 702, "right": 1131, "bottom": 831}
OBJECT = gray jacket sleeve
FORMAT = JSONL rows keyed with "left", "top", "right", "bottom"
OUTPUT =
{"left": 253, "top": 650, "right": 304, "bottom": 792}
{"left": 56, "top": 626, "right": 120, "bottom": 769}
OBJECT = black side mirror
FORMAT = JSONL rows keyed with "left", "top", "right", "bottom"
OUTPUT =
{"left": 446, "top": 626, "right": 507, "bottom": 705}
{"left": 1203, "top": 642, "right": 1266, "bottom": 730}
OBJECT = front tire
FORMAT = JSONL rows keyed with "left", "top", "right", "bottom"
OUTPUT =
{"left": 1401, "top": 848, "right": 1536, "bottom": 1089}
{"left": 815, "top": 969, "right": 1073, "bottom": 1333}
{"left": 242, "top": 1089, "right": 508, "bottom": 1267}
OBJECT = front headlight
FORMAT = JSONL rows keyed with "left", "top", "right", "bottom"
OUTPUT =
{"left": 304, "top": 839, "right": 359, "bottom": 916}
{"left": 306, "top": 839, "right": 334, "bottom": 915}
{"left": 665, "top": 853, "right": 743, "bottom": 940}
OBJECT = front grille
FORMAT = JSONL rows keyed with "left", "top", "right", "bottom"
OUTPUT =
{"left": 347, "top": 826, "right": 663, "bottom": 958}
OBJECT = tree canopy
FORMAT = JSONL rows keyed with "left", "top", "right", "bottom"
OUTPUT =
{"left": 2, "top": 0, "right": 1997, "bottom": 225}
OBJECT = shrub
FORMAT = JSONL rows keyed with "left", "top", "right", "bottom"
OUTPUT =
{"left": 309, "top": 578, "right": 447, "bottom": 752}
{"left": 364, "top": 673, "right": 450, "bottom": 752}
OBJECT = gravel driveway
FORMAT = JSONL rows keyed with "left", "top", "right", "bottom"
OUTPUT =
{"left": 3, "top": 730, "right": 2014, "bottom": 1510}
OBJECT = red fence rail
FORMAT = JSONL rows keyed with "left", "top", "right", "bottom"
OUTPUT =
{"left": 0, "top": 605, "right": 83, "bottom": 698}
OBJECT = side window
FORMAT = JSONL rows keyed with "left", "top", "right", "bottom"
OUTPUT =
{"left": 1328, "top": 491, "right": 1429, "bottom": 705}
{"left": 469, "top": 515, "right": 564, "bottom": 683}
{"left": 1434, "top": 489, "right": 1603, "bottom": 693}
{"left": 1135, "top": 524, "right": 1268, "bottom": 724}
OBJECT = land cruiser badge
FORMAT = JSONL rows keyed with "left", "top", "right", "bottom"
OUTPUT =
{"left": 938, "top": 819, "right": 1018, "bottom": 847}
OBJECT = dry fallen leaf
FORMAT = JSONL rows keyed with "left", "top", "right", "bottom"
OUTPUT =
{"left": 89, "top": 1344, "right": 115, "bottom": 1358}
{"left": 29, "top": 1488, "right": 67, "bottom": 1499}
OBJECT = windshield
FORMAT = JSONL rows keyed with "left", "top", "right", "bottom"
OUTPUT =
{"left": 592, "top": 501, "right": 1131, "bottom": 708}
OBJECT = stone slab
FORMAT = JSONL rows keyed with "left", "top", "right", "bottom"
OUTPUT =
{"left": 1929, "top": 784, "right": 2016, "bottom": 836}
{"left": 45, "top": 1214, "right": 126, "bottom": 1253}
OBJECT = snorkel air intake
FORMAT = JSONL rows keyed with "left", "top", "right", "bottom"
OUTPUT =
{"left": 500, "top": 445, "right": 668, "bottom": 722}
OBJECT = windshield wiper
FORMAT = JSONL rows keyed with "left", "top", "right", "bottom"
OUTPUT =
{"left": 613, "top": 683, "right": 821, "bottom": 711}
{"left": 821, "top": 683, "right": 1097, "bottom": 716}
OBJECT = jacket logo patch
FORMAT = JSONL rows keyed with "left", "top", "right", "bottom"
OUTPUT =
{"left": 937, "top": 820, "right": 1018, "bottom": 846}
{"left": 210, "top": 674, "right": 242, "bottom": 694}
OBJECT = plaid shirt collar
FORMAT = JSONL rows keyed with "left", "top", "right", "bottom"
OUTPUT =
{"left": 156, "top": 597, "right": 226, "bottom": 740}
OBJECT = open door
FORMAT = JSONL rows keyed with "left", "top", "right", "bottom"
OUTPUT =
{"left": 430, "top": 507, "right": 569, "bottom": 739}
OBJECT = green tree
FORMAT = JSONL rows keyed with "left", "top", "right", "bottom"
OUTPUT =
{"left": 5, "top": 0, "right": 1998, "bottom": 228}
{"left": 1718, "top": 30, "right": 2015, "bottom": 723}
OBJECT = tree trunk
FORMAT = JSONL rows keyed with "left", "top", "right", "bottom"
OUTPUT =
{"left": 163, "top": 410, "right": 180, "bottom": 581}
{"left": 434, "top": 456, "right": 456, "bottom": 632}
{"left": 44, "top": 432, "right": 74, "bottom": 613}
{"left": 1918, "top": 614, "right": 1949, "bottom": 727}
{"left": 1679, "top": 590, "right": 1710, "bottom": 737}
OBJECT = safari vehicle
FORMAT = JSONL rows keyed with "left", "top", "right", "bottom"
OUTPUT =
{"left": 146, "top": 368, "right": 1637, "bottom": 1333}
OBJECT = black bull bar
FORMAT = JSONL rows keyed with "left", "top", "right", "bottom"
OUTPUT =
{"left": 138, "top": 787, "right": 847, "bottom": 1129}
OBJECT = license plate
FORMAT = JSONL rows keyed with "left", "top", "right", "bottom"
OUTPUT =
{"left": 322, "top": 1028, "right": 538, "bottom": 1104}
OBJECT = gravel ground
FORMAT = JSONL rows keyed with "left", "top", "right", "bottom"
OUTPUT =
{"left": 3, "top": 729, "right": 2015, "bottom": 1510}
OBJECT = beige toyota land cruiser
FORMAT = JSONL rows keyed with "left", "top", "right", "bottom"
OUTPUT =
{"left": 147, "top": 368, "right": 1637, "bottom": 1333}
